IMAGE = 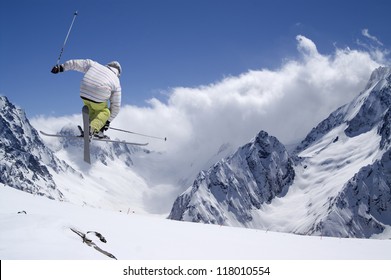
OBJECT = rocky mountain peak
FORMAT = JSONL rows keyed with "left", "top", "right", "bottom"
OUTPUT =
{"left": 169, "top": 130, "right": 295, "bottom": 226}
{"left": 0, "top": 96, "right": 78, "bottom": 199}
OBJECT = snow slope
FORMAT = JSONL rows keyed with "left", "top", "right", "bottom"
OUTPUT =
{"left": 1, "top": 185, "right": 390, "bottom": 260}
{"left": 251, "top": 125, "right": 384, "bottom": 235}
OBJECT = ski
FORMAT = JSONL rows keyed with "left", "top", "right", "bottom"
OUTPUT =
{"left": 39, "top": 130, "right": 149, "bottom": 146}
{"left": 40, "top": 130, "right": 81, "bottom": 139}
{"left": 82, "top": 105, "right": 91, "bottom": 164}
{"left": 90, "top": 137, "right": 148, "bottom": 146}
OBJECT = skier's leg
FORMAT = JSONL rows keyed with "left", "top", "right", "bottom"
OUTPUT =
{"left": 89, "top": 102, "right": 110, "bottom": 133}
{"left": 82, "top": 99, "right": 94, "bottom": 127}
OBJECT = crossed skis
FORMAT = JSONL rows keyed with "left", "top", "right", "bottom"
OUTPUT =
{"left": 40, "top": 105, "right": 164, "bottom": 164}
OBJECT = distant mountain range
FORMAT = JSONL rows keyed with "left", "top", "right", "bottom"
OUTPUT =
{"left": 169, "top": 67, "right": 391, "bottom": 238}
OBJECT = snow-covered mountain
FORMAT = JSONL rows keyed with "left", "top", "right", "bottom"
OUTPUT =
{"left": 169, "top": 66, "right": 391, "bottom": 238}
{"left": 0, "top": 96, "right": 78, "bottom": 199}
{"left": 169, "top": 131, "right": 295, "bottom": 227}
{"left": 0, "top": 96, "right": 154, "bottom": 214}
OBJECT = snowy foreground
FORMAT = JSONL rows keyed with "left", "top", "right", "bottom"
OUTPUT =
{"left": 1, "top": 185, "right": 391, "bottom": 260}
{"left": 1, "top": 186, "right": 391, "bottom": 280}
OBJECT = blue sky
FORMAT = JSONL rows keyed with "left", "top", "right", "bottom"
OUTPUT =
{"left": 1, "top": 0, "right": 390, "bottom": 118}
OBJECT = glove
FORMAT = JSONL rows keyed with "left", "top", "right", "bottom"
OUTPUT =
{"left": 102, "top": 121, "right": 110, "bottom": 131}
{"left": 51, "top": 64, "right": 64, "bottom": 74}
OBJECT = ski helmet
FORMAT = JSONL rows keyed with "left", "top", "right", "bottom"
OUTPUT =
{"left": 107, "top": 61, "right": 122, "bottom": 77}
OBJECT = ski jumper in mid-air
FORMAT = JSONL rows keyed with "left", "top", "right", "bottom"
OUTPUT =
{"left": 51, "top": 59, "right": 122, "bottom": 138}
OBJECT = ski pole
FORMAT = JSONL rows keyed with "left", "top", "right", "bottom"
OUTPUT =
{"left": 56, "top": 10, "right": 78, "bottom": 65}
{"left": 109, "top": 127, "right": 167, "bottom": 141}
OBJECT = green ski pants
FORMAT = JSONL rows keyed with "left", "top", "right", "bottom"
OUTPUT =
{"left": 82, "top": 99, "right": 111, "bottom": 133}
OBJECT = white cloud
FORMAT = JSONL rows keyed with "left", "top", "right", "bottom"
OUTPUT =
{"left": 357, "top": 29, "right": 389, "bottom": 65}
{"left": 296, "top": 35, "right": 320, "bottom": 58}
{"left": 362, "top": 29, "right": 383, "bottom": 46}
{"left": 120, "top": 35, "right": 380, "bottom": 150}
{"left": 112, "top": 36, "right": 384, "bottom": 192}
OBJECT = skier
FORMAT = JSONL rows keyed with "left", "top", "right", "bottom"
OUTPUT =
{"left": 51, "top": 59, "right": 122, "bottom": 138}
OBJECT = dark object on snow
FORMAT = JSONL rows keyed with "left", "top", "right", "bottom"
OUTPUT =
{"left": 70, "top": 227, "right": 117, "bottom": 260}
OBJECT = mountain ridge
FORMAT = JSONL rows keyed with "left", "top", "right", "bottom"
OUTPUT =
{"left": 0, "top": 96, "right": 78, "bottom": 199}
{"left": 168, "top": 66, "right": 391, "bottom": 238}
{"left": 169, "top": 130, "right": 295, "bottom": 227}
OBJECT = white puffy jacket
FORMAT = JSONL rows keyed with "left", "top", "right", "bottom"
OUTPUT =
{"left": 63, "top": 59, "right": 122, "bottom": 122}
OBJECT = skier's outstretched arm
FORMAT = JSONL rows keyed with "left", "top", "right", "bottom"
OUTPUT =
{"left": 51, "top": 59, "right": 93, "bottom": 74}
